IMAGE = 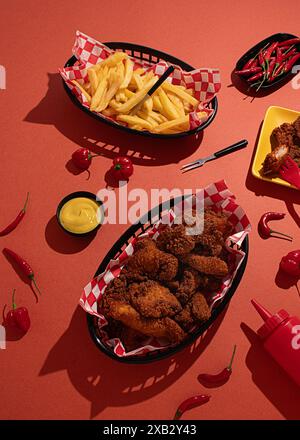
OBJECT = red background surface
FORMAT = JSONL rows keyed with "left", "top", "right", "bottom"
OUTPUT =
{"left": 1, "top": 0, "right": 300, "bottom": 420}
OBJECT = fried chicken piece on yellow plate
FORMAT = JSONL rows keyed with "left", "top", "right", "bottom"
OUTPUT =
{"left": 129, "top": 280, "right": 182, "bottom": 318}
{"left": 103, "top": 298, "right": 186, "bottom": 344}
{"left": 181, "top": 254, "right": 228, "bottom": 278}
{"left": 124, "top": 238, "right": 178, "bottom": 282}
{"left": 174, "top": 292, "right": 211, "bottom": 332}
{"left": 156, "top": 224, "right": 195, "bottom": 256}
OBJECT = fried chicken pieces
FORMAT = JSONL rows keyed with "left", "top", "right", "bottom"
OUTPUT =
{"left": 101, "top": 208, "right": 233, "bottom": 352}
{"left": 262, "top": 116, "right": 300, "bottom": 175}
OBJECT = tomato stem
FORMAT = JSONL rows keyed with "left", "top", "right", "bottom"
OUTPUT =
{"left": 12, "top": 288, "right": 17, "bottom": 310}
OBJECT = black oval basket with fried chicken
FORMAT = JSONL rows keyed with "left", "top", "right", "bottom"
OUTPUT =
{"left": 87, "top": 195, "right": 249, "bottom": 364}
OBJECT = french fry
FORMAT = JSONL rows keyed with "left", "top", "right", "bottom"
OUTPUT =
{"left": 167, "top": 92, "right": 185, "bottom": 116}
{"left": 153, "top": 111, "right": 207, "bottom": 133}
{"left": 115, "top": 91, "right": 127, "bottom": 102}
{"left": 117, "top": 76, "right": 158, "bottom": 114}
{"left": 152, "top": 95, "right": 164, "bottom": 113}
{"left": 134, "top": 67, "right": 146, "bottom": 75}
{"left": 90, "top": 65, "right": 109, "bottom": 110}
{"left": 116, "top": 114, "right": 153, "bottom": 130}
{"left": 142, "top": 71, "right": 154, "bottom": 84}
{"left": 149, "top": 110, "right": 167, "bottom": 124}
{"left": 87, "top": 68, "right": 99, "bottom": 95}
{"left": 71, "top": 80, "right": 92, "bottom": 103}
{"left": 92, "top": 52, "right": 128, "bottom": 71}
{"left": 162, "top": 82, "right": 199, "bottom": 107}
{"left": 124, "top": 88, "right": 135, "bottom": 99}
{"left": 102, "top": 107, "right": 117, "bottom": 117}
{"left": 143, "top": 96, "right": 153, "bottom": 113}
{"left": 158, "top": 89, "right": 179, "bottom": 120}
{"left": 121, "top": 58, "right": 134, "bottom": 89}
{"left": 96, "top": 71, "right": 122, "bottom": 112}
{"left": 132, "top": 72, "right": 144, "bottom": 90}
{"left": 116, "top": 61, "right": 125, "bottom": 85}
{"left": 136, "top": 110, "right": 158, "bottom": 127}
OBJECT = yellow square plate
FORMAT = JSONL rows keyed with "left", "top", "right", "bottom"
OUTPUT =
{"left": 252, "top": 105, "right": 300, "bottom": 189}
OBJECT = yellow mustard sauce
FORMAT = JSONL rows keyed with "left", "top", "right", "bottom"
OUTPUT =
{"left": 59, "top": 197, "right": 101, "bottom": 234}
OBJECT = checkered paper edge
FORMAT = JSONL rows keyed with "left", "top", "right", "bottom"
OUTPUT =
{"left": 80, "top": 180, "right": 251, "bottom": 358}
{"left": 59, "top": 31, "right": 221, "bottom": 129}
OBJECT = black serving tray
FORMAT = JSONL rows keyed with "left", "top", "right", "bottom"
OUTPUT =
{"left": 63, "top": 42, "right": 218, "bottom": 139}
{"left": 87, "top": 195, "right": 249, "bottom": 363}
{"left": 235, "top": 33, "right": 300, "bottom": 89}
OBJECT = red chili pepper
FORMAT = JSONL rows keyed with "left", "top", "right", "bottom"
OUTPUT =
{"left": 276, "top": 47, "right": 283, "bottom": 64}
{"left": 282, "top": 47, "right": 297, "bottom": 61}
{"left": 111, "top": 156, "right": 134, "bottom": 181}
{"left": 0, "top": 193, "right": 29, "bottom": 237}
{"left": 264, "top": 42, "right": 278, "bottom": 61}
{"left": 4, "top": 289, "right": 31, "bottom": 333}
{"left": 235, "top": 67, "right": 262, "bottom": 76}
{"left": 3, "top": 248, "right": 42, "bottom": 295}
{"left": 258, "top": 212, "right": 292, "bottom": 240}
{"left": 280, "top": 251, "right": 300, "bottom": 278}
{"left": 258, "top": 49, "right": 265, "bottom": 67}
{"left": 247, "top": 71, "right": 264, "bottom": 82}
{"left": 278, "top": 38, "right": 300, "bottom": 47}
{"left": 266, "top": 58, "right": 276, "bottom": 79}
{"left": 198, "top": 345, "right": 237, "bottom": 387}
{"left": 71, "top": 148, "right": 100, "bottom": 171}
{"left": 284, "top": 53, "right": 300, "bottom": 73}
{"left": 174, "top": 395, "right": 211, "bottom": 420}
{"left": 242, "top": 57, "right": 258, "bottom": 70}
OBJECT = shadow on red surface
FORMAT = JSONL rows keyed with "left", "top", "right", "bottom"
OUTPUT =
{"left": 40, "top": 305, "right": 227, "bottom": 419}
{"left": 44, "top": 216, "right": 97, "bottom": 254}
{"left": 24, "top": 73, "right": 204, "bottom": 168}
{"left": 241, "top": 322, "right": 300, "bottom": 420}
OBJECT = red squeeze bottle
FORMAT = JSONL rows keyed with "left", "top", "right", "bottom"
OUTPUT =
{"left": 251, "top": 299, "right": 300, "bottom": 386}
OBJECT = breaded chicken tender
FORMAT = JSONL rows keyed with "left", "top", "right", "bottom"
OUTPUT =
{"left": 156, "top": 224, "right": 195, "bottom": 256}
{"left": 125, "top": 238, "right": 178, "bottom": 282}
{"left": 129, "top": 280, "right": 182, "bottom": 318}
{"left": 104, "top": 298, "right": 186, "bottom": 344}
{"left": 181, "top": 254, "right": 228, "bottom": 278}
{"left": 174, "top": 292, "right": 211, "bottom": 331}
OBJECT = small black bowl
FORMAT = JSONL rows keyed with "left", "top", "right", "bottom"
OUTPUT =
{"left": 235, "top": 33, "right": 300, "bottom": 89}
{"left": 56, "top": 191, "right": 104, "bottom": 237}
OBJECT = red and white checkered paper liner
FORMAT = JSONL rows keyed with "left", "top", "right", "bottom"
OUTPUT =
{"left": 59, "top": 31, "right": 221, "bottom": 131}
{"left": 80, "top": 180, "right": 251, "bottom": 358}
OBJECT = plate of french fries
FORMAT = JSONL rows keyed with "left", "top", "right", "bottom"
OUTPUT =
{"left": 61, "top": 32, "right": 221, "bottom": 137}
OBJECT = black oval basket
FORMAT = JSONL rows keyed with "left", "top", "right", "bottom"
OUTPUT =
{"left": 63, "top": 42, "right": 218, "bottom": 139}
{"left": 235, "top": 33, "right": 300, "bottom": 89}
{"left": 87, "top": 195, "right": 249, "bottom": 363}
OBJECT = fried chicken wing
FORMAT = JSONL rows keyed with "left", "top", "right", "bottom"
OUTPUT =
{"left": 171, "top": 268, "right": 202, "bottom": 305}
{"left": 104, "top": 298, "right": 186, "bottom": 344}
{"left": 262, "top": 118, "right": 300, "bottom": 177}
{"left": 129, "top": 280, "right": 182, "bottom": 318}
{"left": 174, "top": 292, "right": 211, "bottom": 332}
{"left": 294, "top": 116, "right": 300, "bottom": 139}
{"left": 156, "top": 224, "right": 195, "bottom": 256}
{"left": 262, "top": 144, "right": 289, "bottom": 175}
{"left": 181, "top": 254, "right": 229, "bottom": 278}
{"left": 125, "top": 238, "right": 178, "bottom": 282}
